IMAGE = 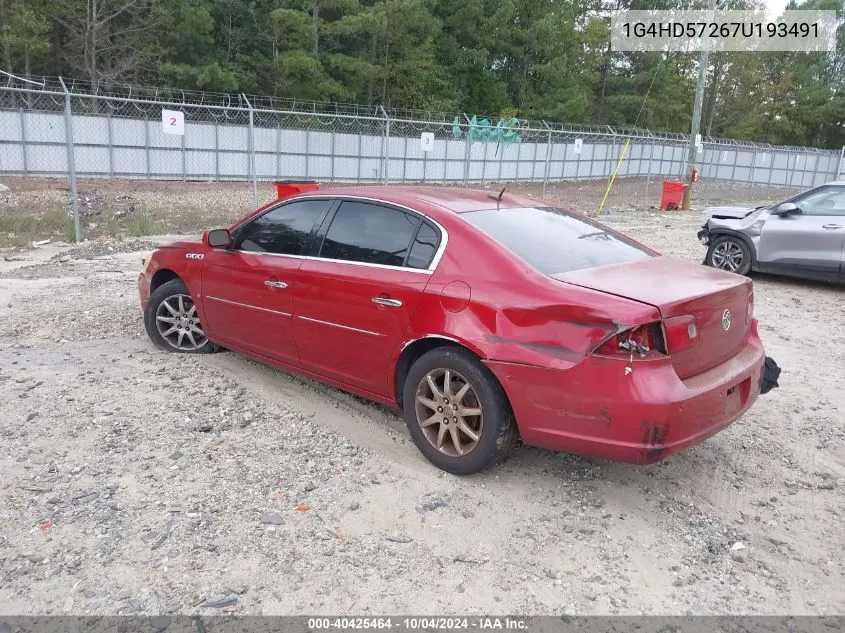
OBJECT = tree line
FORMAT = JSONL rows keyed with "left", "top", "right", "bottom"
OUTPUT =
{"left": 1, "top": 0, "right": 843, "bottom": 148}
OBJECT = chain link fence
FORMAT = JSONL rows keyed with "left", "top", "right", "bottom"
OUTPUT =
{"left": 1, "top": 75, "right": 844, "bottom": 243}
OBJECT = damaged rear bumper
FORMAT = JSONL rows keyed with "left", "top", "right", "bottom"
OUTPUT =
{"left": 484, "top": 335, "right": 767, "bottom": 464}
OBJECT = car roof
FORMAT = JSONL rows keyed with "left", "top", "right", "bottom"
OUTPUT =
{"left": 299, "top": 185, "right": 544, "bottom": 214}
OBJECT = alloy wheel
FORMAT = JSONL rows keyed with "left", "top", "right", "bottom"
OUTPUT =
{"left": 155, "top": 294, "right": 209, "bottom": 351}
{"left": 711, "top": 240, "right": 744, "bottom": 272}
{"left": 414, "top": 368, "right": 483, "bottom": 457}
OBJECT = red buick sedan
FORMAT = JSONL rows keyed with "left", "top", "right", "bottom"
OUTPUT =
{"left": 138, "top": 182, "right": 777, "bottom": 474}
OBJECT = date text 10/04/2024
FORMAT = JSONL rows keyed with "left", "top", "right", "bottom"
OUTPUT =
{"left": 307, "top": 618, "right": 529, "bottom": 630}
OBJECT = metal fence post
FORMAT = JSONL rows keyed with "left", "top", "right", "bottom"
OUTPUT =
{"left": 331, "top": 126, "right": 337, "bottom": 183}
{"left": 379, "top": 105, "right": 390, "bottom": 184}
{"left": 561, "top": 137, "right": 568, "bottom": 181}
{"left": 542, "top": 123, "right": 552, "bottom": 197}
{"left": 610, "top": 134, "right": 617, "bottom": 181}
{"left": 728, "top": 145, "right": 738, "bottom": 192}
{"left": 401, "top": 135, "right": 407, "bottom": 184}
{"left": 181, "top": 123, "right": 187, "bottom": 181}
{"left": 144, "top": 112, "right": 151, "bottom": 179}
{"left": 215, "top": 118, "right": 220, "bottom": 180}
{"left": 644, "top": 138, "right": 655, "bottom": 202}
{"left": 497, "top": 139, "right": 504, "bottom": 183}
{"left": 766, "top": 149, "right": 774, "bottom": 191}
{"left": 58, "top": 77, "right": 80, "bottom": 243}
{"left": 357, "top": 132, "right": 362, "bottom": 183}
{"left": 275, "top": 122, "right": 282, "bottom": 181}
{"left": 19, "top": 107, "right": 28, "bottom": 174}
{"left": 463, "top": 114, "right": 472, "bottom": 185}
{"left": 305, "top": 129, "right": 311, "bottom": 179}
{"left": 107, "top": 112, "right": 114, "bottom": 178}
{"left": 838, "top": 145, "right": 845, "bottom": 178}
{"left": 243, "top": 94, "right": 258, "bottom": 208}
{"left": 750, "top": 148, "right": 759, "bottom": 198}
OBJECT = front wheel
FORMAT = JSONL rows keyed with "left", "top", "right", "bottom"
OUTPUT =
{"left": 402, "top": 347, "right": 517, "bottom": 475}
{"left": 144, "top": 279, "right": 218, "bottom": 353}
{"left": 706, "top": 235, "right": 752, "bottom": 276}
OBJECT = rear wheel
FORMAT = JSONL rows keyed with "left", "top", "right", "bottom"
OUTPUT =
{"left": 706, "top": 235, "right": 752, "bottom": 276}
{"left": 402, "top": 347, "right": 516, "bottom": 475}
{"left": 144, "top": 279, "right": 217, "bottom": 353}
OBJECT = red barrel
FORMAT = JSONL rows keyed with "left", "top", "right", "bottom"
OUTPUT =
{"left": 660, "top": 180, "right": 688, "bottom": 210}
{"left": 273, "top": 180, "right": 319, "bottom": 200}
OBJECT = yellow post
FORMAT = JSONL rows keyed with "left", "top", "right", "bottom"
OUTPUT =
{"left": 598, "top": 138, "right": 631, "bottom": 215}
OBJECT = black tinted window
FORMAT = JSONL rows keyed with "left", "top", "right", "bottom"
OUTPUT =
{"left": 407, "top": 222, "right": 441, "bottom": 269}
{"left": 464, "top": 207, "right": 652, "bottom": 274}
{"left": 236, "top": 200, "right": 328, "bottom": 255}
{"left": 320, "top": 202, "right": 420, "bottom": 266}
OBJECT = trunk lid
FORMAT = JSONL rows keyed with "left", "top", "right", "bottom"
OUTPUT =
{"left": 553, "top": 257, "right": 752, "bottom": 379}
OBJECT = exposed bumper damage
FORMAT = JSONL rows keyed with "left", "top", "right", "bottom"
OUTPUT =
{"left": 698, "top": 205, "right": 765, "bottom": 247}
{"left": 484, "top": 335, "right": 767, "bottom": 464}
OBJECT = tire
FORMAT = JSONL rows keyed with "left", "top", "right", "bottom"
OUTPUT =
{"left": 705, "top": 235, "right": 752, "bottom": 276}
{"left": 144, "top": 279, "right": 218, "bottom": 353}
{"left": 402, "top": 346, "right": 517, "bottom": 475}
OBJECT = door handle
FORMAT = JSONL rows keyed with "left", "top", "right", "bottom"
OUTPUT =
{"left": 264, "top": 280, "right": 288, "bottom": 289}
{"left": 372, "top": 296, "right": 402, "bottom": 308}
{"left": 822, "top": 224, "right": 843, "bottom": 230}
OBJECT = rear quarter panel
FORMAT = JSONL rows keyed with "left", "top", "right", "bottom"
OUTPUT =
{"left": 406, "top": 217, "right": 662, "bottom": 371}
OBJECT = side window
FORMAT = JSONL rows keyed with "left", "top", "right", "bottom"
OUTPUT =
{"left": 407, "top": 221, "right": 441, "bottom": 269}
{"left": 795, "top": 186, "right": 845, "bottom": 216}
{"left": 235, "top": 199, "right": 329, "bottom": 255}
{"left": 319, "top": 201, "right": 421, "bottom": 267}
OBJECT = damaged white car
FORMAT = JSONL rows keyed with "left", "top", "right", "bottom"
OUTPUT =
{"left": 698, "top": 181, "right": 845, "bottom": 283}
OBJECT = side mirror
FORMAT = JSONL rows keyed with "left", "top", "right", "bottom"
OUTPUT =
{"left": 205, "top": 228, "right": 231, "bottom": 247}
{"left": 772, "top": 202, "right": 800, "bottom": 217}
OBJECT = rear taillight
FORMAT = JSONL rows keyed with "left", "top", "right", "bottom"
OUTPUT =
{"left": 595, "top": 323, "right": 664, "bottom": 357}
{"left": 663, "top": 315, "right": 699, "bottom": 353}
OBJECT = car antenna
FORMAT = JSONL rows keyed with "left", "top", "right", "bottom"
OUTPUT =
{"left": 488, "top": 187, "right": 506, "bottom": 202}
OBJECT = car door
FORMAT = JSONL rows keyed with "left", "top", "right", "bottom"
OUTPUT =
{"left": 200, "top": 198, "right": 334, "bottom": 363}
{"left": 758, "top": 185, "right": 845, "bottom": 274}
{"left": 293, "top": 200, "right": 443, "bottom": 396}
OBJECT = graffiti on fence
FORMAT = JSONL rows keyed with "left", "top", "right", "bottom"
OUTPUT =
{"left": 452, "top": 115, "right": 523, "bottom": 144}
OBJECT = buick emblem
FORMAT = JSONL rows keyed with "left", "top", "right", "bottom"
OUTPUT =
{"left": 722, "top": 309, "right": 732, "bottom": 331}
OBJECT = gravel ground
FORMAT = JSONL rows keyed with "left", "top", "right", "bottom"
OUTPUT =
{"left": 0, "top": 180, "right": 843, "bottom": 617}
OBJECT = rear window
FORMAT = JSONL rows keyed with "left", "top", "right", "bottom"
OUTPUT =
{"left": 463, "top": 206, "right": 653, "bottom": 274}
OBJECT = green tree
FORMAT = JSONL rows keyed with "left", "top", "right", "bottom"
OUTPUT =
{"left": 53, "top": 0, "right": 160, "bottom": 90}
{"left": 152, "top": 0, "right": 239, "bottom": 91}
{"left": 0, "top": 0, "right": 52, "bottom": 78}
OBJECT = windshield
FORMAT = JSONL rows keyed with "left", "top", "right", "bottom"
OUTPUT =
{"left": 463, "top": 206, "right": 654, "bottom": 275}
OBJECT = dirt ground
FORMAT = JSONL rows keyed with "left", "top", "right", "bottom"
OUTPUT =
{"left": 0, "top": 178, "right": 843, "bottom": 617}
